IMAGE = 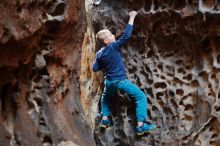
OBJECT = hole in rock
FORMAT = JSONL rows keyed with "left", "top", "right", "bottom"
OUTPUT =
{"left": 50, "top": 2, "right": 66, "bottom": 16}
{"left": 72, "top": 110, "right": 80, "bottom": 116}
{"left": 169, "top": 90, "right": 175, "bottom": 97}
{"left": 217, "top": 54, "right": 220, "bottom": 63}
{"left": 201, "top": 38, "right": 210, "bottom": 50}
{"left": 186, "top": 65, "right": 192, "bottom": 70}
{"left": 209, "top": 141, "right": 218, "bottom": 146}
{"left": 152, "top": 105, "right": 158, "bottom": 112}
{"left": 156, "top": 92, "right": 163, "bottom": 99}
{"left": 164, "top": 106, "right": 172, "bottom": 113}
{"left": 211, "top": 133, "right": 218, "bottom": 139}
{"left": 161, "top": 75, "right": 166, "bottom": 80}
{"left": 177, "top": 68, "right": 186, "bottom": 74}
{"left": 190, "top": 80, "right": 199, "bottom": 87}
{"left": 179, "top": 100, "right": 184, "bottom": 106}
{"left": 40, "top": 117, "right": 46, "bottom": 125}
{"left": 187, "top": 0, "right": 193, "bottom": 5}
{"left": 215, "top": 106, "right": 220, "bottom": 112}
{"left": 147, "top": 79, "right": 153, "bottom": 85}
{"left": 183, "top": 114, "right": 192, "bottom": 121}
{"left": 0, "top": 84, "right": 11, "bottom": 114}
{"left": 170, "top": 98, "right": 178, "bottom": 109}
{"left": 43, "top": 135, "right": 53, "bottom": 144}
{"left": 144, "top": 0, "right": 152, "bottom": 11}
{"left": 162, "top": 0, "right": 170, "bottom": 5}
{"left": 184, "top": 73, "right": 192, "bottom": 80}
{"left": 154, "top": 82, "right": 167, "bottom": 89}
{"left": 16, "top": 7, "right": 22, "bottom": 12}
{"left": 185, "top": 104, "right": 193, "bottom": 111}
{"left": 164, "top": 52, "right": 174, "bottom": 58}
{"left": 147, "top": 50, "right": 155, "bottom": 58}
{"left": 128, "top": 67, "right": 137, "bottom": 74}
{"left": 34, "top": 97, "right": 43, "bottom": 107}
{"left": 158, "top": 100, "right": 165, "bottom": 107}
{"left": 46, "top": 21, "right": 61, "bottom": 34}
{"left": 173, "top": 0, "right": 186, "bottom": 9}
{"left": 175, "top": 60, "right": 183, "bottom": 65}
{"left": 211, "top": 74, "right": 216, "bottom": 79}
{"left": 199, "top": 71, "right": 208, "bottom": 79}
{"left": 154, "top": 0, "right": 160, "bottom": 10}
{"left": 157, "top": 64, "right": 163, "bottom": 71}
{"left": 173, "top": 77, "right": 183, "bottom": 85}
{"left": 167, "top": 73, "right": 174, "bottom": 77}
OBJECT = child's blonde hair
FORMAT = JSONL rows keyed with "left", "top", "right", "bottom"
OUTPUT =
{"left": 96, "top": 29, "right": 109, "bottom": 44}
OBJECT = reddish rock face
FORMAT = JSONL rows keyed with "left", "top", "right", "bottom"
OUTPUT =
{"left": 82, "top": 0, "right": 220, "bottom": 145}
{"left": 0, "top": 0, "right": 95, "bottom": 146}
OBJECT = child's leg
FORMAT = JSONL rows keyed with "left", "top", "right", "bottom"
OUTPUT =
{"left": 117, "top": 79, "right": 147, "bottom": 123}
{"left": 101, "top": 79, "right": 117, "bottom": 118}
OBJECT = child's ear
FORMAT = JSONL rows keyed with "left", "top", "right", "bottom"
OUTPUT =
{"left": 104, "top": 39, "right": 108, "bottom": 44}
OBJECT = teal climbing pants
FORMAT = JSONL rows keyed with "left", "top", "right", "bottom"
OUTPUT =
{"left": 101, "top": 79, "right": 147, "bottom": 122}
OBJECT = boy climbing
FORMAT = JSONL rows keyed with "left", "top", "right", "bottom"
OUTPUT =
{"left": 92, "top": 11, "right": 156, "bottom": 135}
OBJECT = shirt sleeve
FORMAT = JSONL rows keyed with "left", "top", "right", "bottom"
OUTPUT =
{"left": 112, "top": 24, "right": 133, "bottom": 50}
{"left": 92, "top": 52, "right": 102, "bottom": 72}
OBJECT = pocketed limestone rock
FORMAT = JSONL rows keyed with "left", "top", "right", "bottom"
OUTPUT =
{"left": 82, "top": 0, "right": 220, "bottom": 145}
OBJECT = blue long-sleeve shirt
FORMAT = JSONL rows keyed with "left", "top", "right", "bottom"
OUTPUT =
{"left": 92, "top": 24, "right": 133, "bottom": 81}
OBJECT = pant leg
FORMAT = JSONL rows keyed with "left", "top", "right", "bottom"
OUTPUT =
{"left": 101, "top": 79, "right": 117, "bottom": 116}
{"left": 117, "top": 79, "right": 147, "bottom": 122}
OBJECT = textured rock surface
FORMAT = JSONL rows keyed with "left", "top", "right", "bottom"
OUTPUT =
{"left": 0, "top": 0, "right": 95, "bottom": 146}
{"left": 81, "top": 0, "right": 220, "bottom": 145}
{"left": 2, "top": 0, "right": 220, "bottom": 145}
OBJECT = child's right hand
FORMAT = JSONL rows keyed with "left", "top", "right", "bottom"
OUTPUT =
{"left": 129, "top": 11, "right": 138, "bottom": 18}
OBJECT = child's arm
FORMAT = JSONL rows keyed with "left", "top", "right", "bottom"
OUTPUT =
{"left": 93, "top": 52, "right": 102, "bottom": 72}
{"left": 128, "top": 11, "right": 138, "bottom": 25}
{"left": 113, "top": 11, "right": 138, "bottom": 48}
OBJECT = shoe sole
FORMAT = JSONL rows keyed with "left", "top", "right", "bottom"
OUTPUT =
{"left": 100, "top": 124, "right": 110, "bottom": 128}
{"left": 136, "top": 128, "right": 156, "bottom": 136}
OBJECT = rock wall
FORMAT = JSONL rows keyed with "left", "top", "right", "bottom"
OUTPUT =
{"left": 0, "top": 0, "right": 96, "bottom": 146}
{"left": 82, "top": 0, "right": 220, "bottom": 145}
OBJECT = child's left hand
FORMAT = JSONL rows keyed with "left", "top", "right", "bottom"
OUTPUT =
{"left": 129, "top": 11, "right": 138, "bottom": 18}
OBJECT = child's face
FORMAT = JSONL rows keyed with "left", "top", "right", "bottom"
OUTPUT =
{"left": 104, "top": 30, "right": 115, "bottom": 44}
